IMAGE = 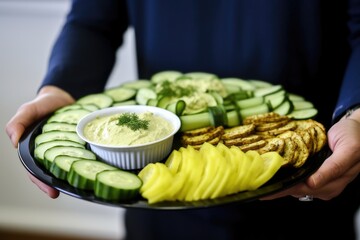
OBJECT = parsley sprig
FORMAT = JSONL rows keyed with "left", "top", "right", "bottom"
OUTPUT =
{"left": 117, "top": 113, "right": 149, "bottom": 131}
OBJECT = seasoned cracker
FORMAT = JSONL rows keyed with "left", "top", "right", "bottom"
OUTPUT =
{"left": 221, "top": 124, "right": 255, "bottom": 140}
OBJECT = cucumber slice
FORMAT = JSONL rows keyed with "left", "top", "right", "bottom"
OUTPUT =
{"left": 77, "top": 93, "right": 113, "bottom": 109}
{"left": 288, "top": 108, "right": 318, "bottom": 119}
{"left": 236, "top": 96, "right": 264, "bottom": 109}
{"left": 121, "top": 80, "right": 153, "bottom": 89}
{"left": 183, "top": 72, "right": 218, "bottom": 80}
{"left": 266, "top": 92, "right": 287, "bottom": 110}
{"left": 47, "top": 109, "right": 91, "bottom": 125}
{"left": 273, "top": 99, "right": 294, "bottom": 115}
{"left": 223, "top": 103, "right": 236, "bottom": 111}
{"left": 208, "top": 105, "right": 227, "bottom": 126}
{"left": 288, "top": 93, "right": 305, "bottom": 102}
{"left": 44, "top": 146, "right": 96, "bottom": 170}
{"left": 50, "top": 155, "right": 91, "bottom": 180}
{"left": 223, "top": 84, "right": 242, "bottom": 95}
{"left": 151, "top": 70, "right": 183, "bottom": 84}
{"left": 226, "top": 110, "right": 242, "bottom": 127}
{"left": 94, "top": 170, "right": 142, "bottom": 201}
{"left": 166, "top": 100, "right": 186, "bottom": 116}
{"left": 112, "top": 100, "right": 137, "bottom": 106}
{"left": 225, "top": 91, "right": 249, "bottom": 101}
{"left": 55, "top": 104, "right": 84, "bottom": 114}
{"left": 180, "top": 112, "right": 212, "bottom": 131}
{"left": 239, "top": 103, "right": 270, "bottom": 119}
{"left": 67, "top": 160, "right": 117, "bottom": 190}
{"left": 209, "top": 91, "right": 224, "bottom": 105}
{"left": 79, "top": 104, "right": 100, "bottom": 112}
{"left": 146, "top": 98, "right": 158, "bottom": 106}
{"left": 104, "top": 86, "right": 137, "bottom": 102}
{"left": 292, "top": 100, "right": 314, "bottom": 110}
{"left": 248, "top": 79, "right": 274, "bottom": 89}
{"left": 55, "top": 103, "right": 98, "bottom": 114}
{"left": 264, "top": 89, "right": 286, "bottom": 101}
{"left": 221, "top": 78, "right": 256, "bottom": 91}
{"left": 157, "top": 96, "right": 174, "bottom": 109}
{"left": 35, "top": 131, "right": 86, "bottom": 146}
{"left": 135, "top": 88, "right": 157, "bottom": 105}
{"left": 34, "top": 140, "right": 85, "bottom": 163}
{"left": 253, "top": 85, "right": 283, "bottom": 97}
{"left": 42, "top": 122, "right": 77, "bottom": 133}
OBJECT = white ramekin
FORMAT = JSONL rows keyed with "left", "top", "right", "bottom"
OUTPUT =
{"left": 76, "top": 105, "right": 181, "bottom": 170}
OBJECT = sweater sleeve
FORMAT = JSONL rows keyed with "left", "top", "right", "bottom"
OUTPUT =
{"left": 333, "top": 0, "right": 360, "bottom": 120}
{"left": 39, "top": 0, "right": 129, "bottom": 99}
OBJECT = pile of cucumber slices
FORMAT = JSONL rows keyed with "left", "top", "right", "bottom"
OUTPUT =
{"left": 32, "top": 70, "right": 318, "bottom": 202}
{"left": 72, "top": 70, "right": 317, "bottom": 131}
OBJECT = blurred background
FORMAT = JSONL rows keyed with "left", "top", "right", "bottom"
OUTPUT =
{"left": 0, "top": 0, "right": 137, "bottom": 239}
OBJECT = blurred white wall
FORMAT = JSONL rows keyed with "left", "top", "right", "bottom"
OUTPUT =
{"left": 0, "top": 0, "right": 137, "bottom": 239}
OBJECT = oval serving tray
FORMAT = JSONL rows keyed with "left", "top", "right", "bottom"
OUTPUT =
{"left": 17, "top": 118, "right": 330, "bottom": 210}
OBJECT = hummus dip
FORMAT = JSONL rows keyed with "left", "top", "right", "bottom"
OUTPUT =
{"left": 83, "top": 111, "right": 173, "bottom": 146}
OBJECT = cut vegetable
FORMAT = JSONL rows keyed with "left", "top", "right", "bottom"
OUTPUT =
{"left": 34, "top": 140, "right": 85, "bottom": 163}
{"left": 180, "top": 112, "right": 212, "bottom": 131}
{"left": 35, "top": 131, "right": 86, "bottom": 147}
{"left": 50, "top": 155, "right": 90, "bottom": 180}
{"left": 55, "top": 104, "right": 84, "bottom": 114}
{"left": 140, "top": 163, "right": 174, "bottom": 203}
{"left": 44, "top": 146, "right": 96, "bottom": 170}
{"left": 77, "top": 93, "right": 113, "bottom": 109}
{"left": 47, "top": 109, "right": 91, "bottom": 125}
{"left": 166, "top": 100, "right": 186, "bottom": 116}
{"left": 253, "top": 85, "right": 283, "bottom": 97}
{"left": 208, "top": 105, "right": 227, "bottom": 126}
{"left": 183, "top": 72, "right": 218, "bottom": 81}
{"left": 135, "top": 88, "right": 157, "bottom": 105}
{"left": 236, "top": 96, "right": 264, "bottom": 109}
{"left": 248, "top": 79, "right": 273, "bottom": 88}
{"left": 151, "top": 70, "right": 183, "bottom": 84}
{"left": 273, "top": 99, "right": 293, "bottom": 115}
{"left": 67, "top": 160, "right": 116, "bottom": 190}
{"left": 121, "top": 80, "right": 153, "bottom": 89}
{"left": 112, "top": 100, "right": 137, "bottom": 106}
{"left": 104, "top": 86, "right": 137, "bottom": 102}
{"left": 239, "top": 103, "right": 270, "bottom": 119}
{"left": 249, "top": 152, "right": 284, "bottom": 190}
{"left": 288, "top": 108, "right": 318, "bottom": 119}
{"left": 95, "top": 170, "right": 142, "bottom": 201}
{"left": 221, "top": 78, "right": 256, "bottom": 91}
{"left": 42, "top": 122, "right": 77, "bottom": 133}
{"left": 266, "top": 93, "right": 287, "bottom": 110}
{"left": 292, "top": 100, "right": 314, "bottom": 110}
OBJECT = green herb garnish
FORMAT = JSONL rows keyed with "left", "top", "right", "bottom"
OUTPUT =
{"left": 117, "top": 113, "right": 149, "bottom": 131}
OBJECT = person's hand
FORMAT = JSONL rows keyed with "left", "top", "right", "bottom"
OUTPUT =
{"left": 6, "top": 85, "right": 75, "bottom": 198}
{"left": 263, "top": 108, "right": 360, "bottom": 201}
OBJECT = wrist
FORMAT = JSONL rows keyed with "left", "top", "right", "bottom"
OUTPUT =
{"left": 36, "top": 86, "right": 75, "bottom": 113}
{"left": 344, "top": 104, "right": 360, "bottom": 122}
{"left": 38, "top": 85, "right": 75, "bottom": 104}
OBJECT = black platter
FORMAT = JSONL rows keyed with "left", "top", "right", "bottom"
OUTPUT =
{"left": 17, "top": 119, "right": 330, "bottom": 210}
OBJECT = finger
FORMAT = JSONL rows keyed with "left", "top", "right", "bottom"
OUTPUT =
{"left": 260, "top": 182, "right": 307, "bottom": 200}
{"left": 28, "top": 173, "right": 60, "bottom": 199}
{"left": 6, "top": 103, "right": 40, "bottom": 147}
{"left": 261, "top": 174, "right": 348, "bottom": 201}
{"left": 306, "top": 147, "right": 354, "bottom": 189}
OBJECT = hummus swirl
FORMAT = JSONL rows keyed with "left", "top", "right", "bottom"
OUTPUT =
{"left": 84, "top": 111, "right": 173, "bottom": 146}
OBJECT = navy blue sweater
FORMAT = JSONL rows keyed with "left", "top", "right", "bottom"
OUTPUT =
{"left": 39, "top": 1, "right": 360, "bottom": 239}
{"left": 41, "top": 0, "right": 360, "bottom": 127}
